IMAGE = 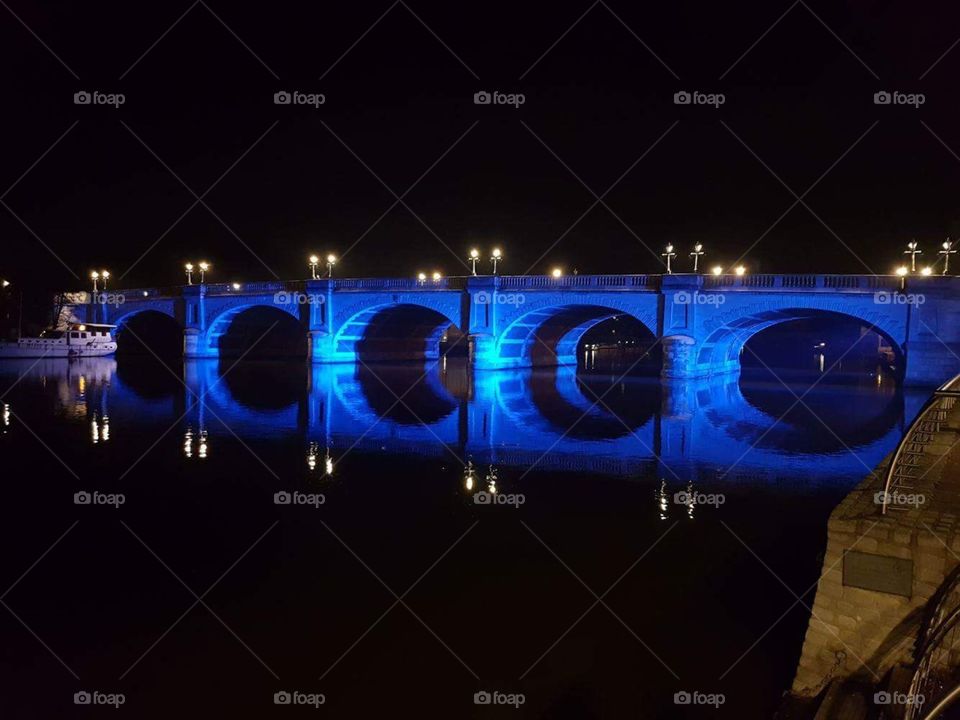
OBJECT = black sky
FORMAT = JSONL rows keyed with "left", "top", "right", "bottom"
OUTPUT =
{"left": 2, "top": 0, "right": 960, "bottom": 304}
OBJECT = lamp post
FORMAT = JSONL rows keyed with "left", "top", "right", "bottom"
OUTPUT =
{"left": 940, "top": 239, "right": 956, "bottom": 275}
{"left": 185, "top": 263, "right": 194, "bottom": 285}
{"left": 417, "top": 272, "right": 427, "bottom": 286}
{"left": 469, "top": 248, "right": 480, "bottom": 275}
{"left": 896, "top": 265, "right": 909, "bottom": 291}
{"left": 198, "top": 262, "right": 210, "bottom": 284}
{"left": 432, "top": 271, "right": 442, "bottom": 283}
{"left": 905, "top": 241, "right": 922, "bottom": 273}
{"left": 91, "top": 271, "right": 100, "bottom": 293}
{"left": 309, "top": 255, "right": 320, "bottom": 280}
{"left": 662, "top": 244, "right": 676, "bottom": 274}
{"left": 491, "top": 248, "right": 502, "bottom": 275}
{"left": 326, "top": 254, "right": 336, "bottom": 278}
{"left": 101, "top": 270, "right": 109, "bottom": 290}
{"left": 689, "top": 243, "right": 704, "bottom": 272}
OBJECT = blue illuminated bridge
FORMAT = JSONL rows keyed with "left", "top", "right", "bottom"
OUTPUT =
{"left": 63, "top": 273, "right": 960, "bottom": 386}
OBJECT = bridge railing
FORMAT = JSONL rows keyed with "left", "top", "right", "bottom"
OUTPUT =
{"left": 331, "top": 277, "right": 468, "bottom": 291}
{"left": 702, "top": 274, "right": 903, "bottom": 291}
{"left": 497, "top": 274, "right": 661, "bottom": 290}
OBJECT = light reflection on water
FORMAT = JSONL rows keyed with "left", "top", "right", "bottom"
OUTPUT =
{"left": 0, "top": 355, "right": 934, "bottom": 718}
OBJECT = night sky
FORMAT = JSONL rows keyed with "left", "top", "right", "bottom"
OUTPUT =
{"left": 2, "top": 0, "right": 960, "bottom": 313}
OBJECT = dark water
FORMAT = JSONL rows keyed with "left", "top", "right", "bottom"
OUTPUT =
{"left": 0, "top": 356, "right": 928, "bottom": 718}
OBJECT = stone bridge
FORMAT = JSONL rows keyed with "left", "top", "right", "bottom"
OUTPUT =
{"left": 62, "top": 273, "right": 960, "bottom": 385}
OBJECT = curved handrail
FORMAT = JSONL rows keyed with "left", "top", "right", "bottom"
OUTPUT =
{"left": 881, "top": 372, "right": 960, "bottom": 515}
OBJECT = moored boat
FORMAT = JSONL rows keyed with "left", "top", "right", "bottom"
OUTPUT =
{"left": 0, "top": 323, "right": 117, "bottom": 358}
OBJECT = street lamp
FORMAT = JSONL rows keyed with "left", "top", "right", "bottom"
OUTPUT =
{"left": 895, "top": 265, "right": 909, "bottom": 276}
{"left": 185, "top": 263, "right": 194, "bottom": 285}
{"left": 417, "top": 272, "right": 427, "bottom": 286}
{"left": 101, "top": 270, "right": 110, "bottom": 290}
{"left": 198, "top": 262, "right": 210, "bottom": 283}
{"left": 551, "top": 267, "right": 563, "bottom": 278}
{"left": 1, "top": 280, "right": 9, "bottom": 288}
{"left": 690, "top": 243, "right": 705, "bottom": 272}
{"left": 309, "top": 254, "right": 320, "bottom": 279}
{"left": 940, "top": 239, "right": 956, "bottom": 275}
{"left": 734, "top": 265, "right": 746, "bottom": 276}
{"left": 491, "top": 248, "right": 502, "bottom": 275}
{"left": 326, "top": 254, "right": 336, "bottom": 278}
{"left": 921, "top": 266, "right": 933, "bottom": 276}
{"left": 469, "top": 248, "right": 480, "bottom": 275}
{"left": 91, "top": 271, "right": 100, "bottom": 292}
{"left": 662, "top": 244, "right": 676, "bottom": 274}
{"left": 432, "top": 271, "right": 442, "bottom": 282}
{"left": 904, "top": 240, "right": 922, "bottom": 273}
{"left": 711, "top": 265, "right": 723, "bottom": 276}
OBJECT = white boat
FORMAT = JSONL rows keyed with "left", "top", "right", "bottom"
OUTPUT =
{"left": 0, "top": 323, "right": 117, "bottom": 358}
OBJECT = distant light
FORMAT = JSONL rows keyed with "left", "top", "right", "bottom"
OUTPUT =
{"left": 77, "top": 325, "right": 86, "bottom": 332}
{"left": 432, "top": 271, "right": 442, "bottom": 281}
{"left": 551, "top": 267, "right": 563, "bottom": 278}
{"left": 921, "top": 266, "right": 933, "bottom": 276}
{"left": 327, "top": 254, "right": 336, "bottom": 264}
{"left": 734, "top": 265, "right": 746, "bottom": 276}
{"left": 944, "top": 241, "right": 953, "bottom": 251}
{"left": 711, "top": 266, "right": 723, "bottom": 276}
{"left": 492, "top": 248, "right": 502, "bottom": 259}
{"left": 232, "top": 282, "right": 241, "bottom": 290}
{"left": 469, "top": 248, "right": 479, "bottom": 258}
{"left": 91, "top": 271, "right": 99, "bottom": 279}
{"left": 694, "top": 243, "right": 703, "bottom": 252}
{"left": 417, "top": 272, "right": 427, "bottom": 281}
{"left": 665, "top": 244, "right": 674, "bottom": 253}
{"left": 142, "top": 291, "right": 148, "bottom": 297}
{"left": 101, "top": 270, "right": 110, "bottom": 279}
{"left": 309, "top": 255, "right": 319, "bottom": 264}
{"left": 185, "top": 263, "right": 194, "bottom": 271}
{"left": 896, "top": 266, "right": 909, "bottom": 277}
{"left": 198, "top": 262, "right": 209, "bottom": 271}
{"left": 1, "top": 280, "right": 9, "bottom": 288}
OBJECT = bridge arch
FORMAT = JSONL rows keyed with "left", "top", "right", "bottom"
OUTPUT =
{"left": 333, "top": 303, "right": 465, "bottom": 362}
{"left": 205, "top": 302, "right": 305, "bottom": 358}
{"left": 494, "top": 304, "right": 659, "bottom": 369}
{"left": 113, "top": 308, "right": 183, "bottom": 356}
{"left": 695, "top": 308, "right": 906, "bottom": 378}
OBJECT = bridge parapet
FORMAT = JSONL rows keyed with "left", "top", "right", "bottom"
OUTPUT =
{"left": 702, "top": 274, "right": 904, "bottom": 292}
{"left": 497, "top": 274, "right": 660, "bottom": 290}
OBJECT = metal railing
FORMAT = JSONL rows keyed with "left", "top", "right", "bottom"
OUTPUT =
{"left": 497, "top": 274, "right": 659, "bottom": 290}
{"left": 702, "top": 274, "right": 903, "bottom": 291}
{"left": 904, "top": 566, "right": 960, "bottom": 719}
{"left": 881, "top": 373, "right": 960, "bottom": 515}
